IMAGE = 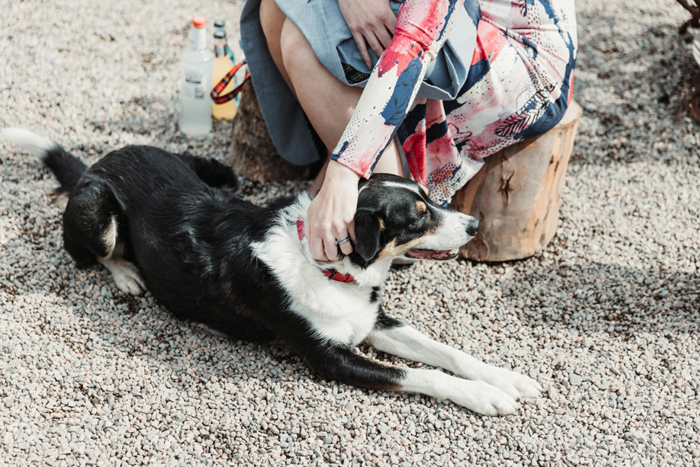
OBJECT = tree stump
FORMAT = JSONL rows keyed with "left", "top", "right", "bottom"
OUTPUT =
{"left": 229, "top": 81, "right": 313, "bottom": 182}
{"left": 451, "top": 100, "right": 583, "bottom": 262}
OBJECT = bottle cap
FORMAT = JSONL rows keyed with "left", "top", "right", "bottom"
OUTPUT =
{"left": 214, "top": 30, "right": 226, "bottom": 39}
{"left": 192, "top": 16, "right": 206, "bottom": 28}
{"left": 214, "top": 20, "right": 226, "bottom": 28}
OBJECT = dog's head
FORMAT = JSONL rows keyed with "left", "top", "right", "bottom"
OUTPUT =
{"left": 350, "top": 174, "right": 479, "bottom": 266}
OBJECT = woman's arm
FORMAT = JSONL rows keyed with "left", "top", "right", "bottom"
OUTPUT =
{"left": 331, "top": 0, "right": 466, "bottom": 178}
{"left": 308, "top": 0, "right": 466, "bottom": 262}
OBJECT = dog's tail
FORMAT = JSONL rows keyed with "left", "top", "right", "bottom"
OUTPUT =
{"left": 0, "top": 127, "right": 88, "bottom": 195}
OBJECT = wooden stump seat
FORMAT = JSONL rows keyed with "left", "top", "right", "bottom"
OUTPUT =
{"left": 451, "top": 100, "right": 583, "bottom": 262}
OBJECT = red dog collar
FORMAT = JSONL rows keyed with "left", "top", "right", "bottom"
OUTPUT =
{"left": 296, "top": 218, "right": 355, "bottom": 284}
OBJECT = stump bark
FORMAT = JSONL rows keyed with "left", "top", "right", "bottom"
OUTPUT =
{"left": 451, "top": 100, "right": 583, "bottom": 262}
{"left": 229, "top": 81, "right": 312, "bottom": 182}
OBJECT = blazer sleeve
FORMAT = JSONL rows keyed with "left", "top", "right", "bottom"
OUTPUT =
{"left": 330, "top": 0, "right": 466, "bottom": 179}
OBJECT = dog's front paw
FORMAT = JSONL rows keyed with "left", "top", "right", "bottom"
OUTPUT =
{"left": 450, "top": 380, "right": 520, "bottom": 416}
{"left": 479, "top": 367, "right": 542, "bottom": 401}
{"left": 403, "top": 369, "right": 520, "bottom": 416}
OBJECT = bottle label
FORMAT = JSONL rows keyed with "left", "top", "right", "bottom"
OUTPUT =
{"left": 185, "top": 70, "right": 204, "bottom": 85}
{"left": 183, "top": 70, "right": 207, "bottom": 100}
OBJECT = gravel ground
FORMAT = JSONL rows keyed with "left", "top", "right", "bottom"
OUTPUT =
{"left": 1, "top": 0, "right": 699, "bottom": 465}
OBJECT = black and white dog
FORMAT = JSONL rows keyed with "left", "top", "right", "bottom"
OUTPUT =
{"left": 1, "top": 128, "right": 541, "bottom": 416}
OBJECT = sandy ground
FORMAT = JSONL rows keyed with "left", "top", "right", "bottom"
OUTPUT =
{"left": 1, "top": 0, "right": 699, "bottom": 465}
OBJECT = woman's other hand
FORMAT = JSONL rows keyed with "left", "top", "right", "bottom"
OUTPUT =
{"left": 307, "top": 161, "right": 361, "bottom": 262}
{"left": 338, "top": 0, "right": 397, "bottom": 69}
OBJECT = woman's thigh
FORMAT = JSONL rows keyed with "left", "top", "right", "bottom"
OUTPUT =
{"left": 259, "top": 0, "right": 295, "bottom": 93}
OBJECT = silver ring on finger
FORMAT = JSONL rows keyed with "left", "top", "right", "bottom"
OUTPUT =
{"left": 335, "top": 236, "right": 351, "bottom": 245}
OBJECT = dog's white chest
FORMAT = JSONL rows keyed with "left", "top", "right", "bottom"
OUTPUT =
{"left": 284, "top": 277, "right": 379, "bottom": 346}
{"left": 253, "top": 248, "right": 380, "bottom": 345}
{"left": 251, "top": 215, "right": 381, "bottom": 346}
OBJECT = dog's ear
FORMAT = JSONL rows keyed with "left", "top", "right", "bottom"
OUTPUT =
{"left": 353, "top": 211, "right": 382, "bottom": 263}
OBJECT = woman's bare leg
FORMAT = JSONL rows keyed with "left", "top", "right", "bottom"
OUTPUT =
{"left": 373, "top": 139, "right": 403, "bottom": 178}
{"left": 259, "top": 0, "right": 295, "bottom": 94}
{"left": 278, "top": 17, "right": 360, "bottom": 151}
{"left": 308, "top": 157, "right": 330, "bottom": 195}
{"left": 260, "top": 2, "right": 403, "bottom": 194}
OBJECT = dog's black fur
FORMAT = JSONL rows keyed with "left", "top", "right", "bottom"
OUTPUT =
{"left": 46, "top": 144, "right": 424, "bottom": 387}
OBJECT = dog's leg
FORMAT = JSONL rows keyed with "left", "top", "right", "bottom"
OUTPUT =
{"left": 365, "top": 315, "right": 542, "bottom": 401}
{"left": 302, "top": 341, "right": 519, "bottom": 416}
{"left": 97, "top": 256, "right": 146, "bottom": 296}
{"left": 197, "top": 314, "right": 275, "bottom": 343}
{"left": 63, "top": 180, "right": 145, "bottom": 295}
{"left": 175, "top": 153, "right": 238, "bottom": 190}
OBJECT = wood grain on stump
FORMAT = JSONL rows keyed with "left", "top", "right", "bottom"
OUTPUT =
{"left": 229, "top": 81, "right": 312, "bottom": 182}
{"left": 451, "top": 100, "right": 583, "bottom": 262}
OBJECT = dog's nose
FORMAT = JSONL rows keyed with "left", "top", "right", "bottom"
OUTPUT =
{"left": 466, "top": 217, "right": 479, "bottom": 237}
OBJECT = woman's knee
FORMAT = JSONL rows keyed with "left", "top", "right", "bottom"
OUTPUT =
{"left": 279, "top": 17, "right": 312, "bottom": 71}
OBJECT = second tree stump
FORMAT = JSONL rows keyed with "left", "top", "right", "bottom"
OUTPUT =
{"left": 229, "top": 81, "right": 313, "bottom": 182}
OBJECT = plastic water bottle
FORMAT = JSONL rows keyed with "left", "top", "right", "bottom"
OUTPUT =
{"left": 179, "top": 16, "right": 215, "bottom": 137}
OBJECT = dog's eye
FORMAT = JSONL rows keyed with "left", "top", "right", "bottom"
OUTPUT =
{"left": 410, "top": 213, "right": 427, "bottom": 227}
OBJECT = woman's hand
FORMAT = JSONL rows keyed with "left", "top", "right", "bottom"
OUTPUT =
{"left": 307, "top": 160, "right": 361, "bottom": 262}
{"left": 338, "top": 0, "right": 397, "bottom": 69}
